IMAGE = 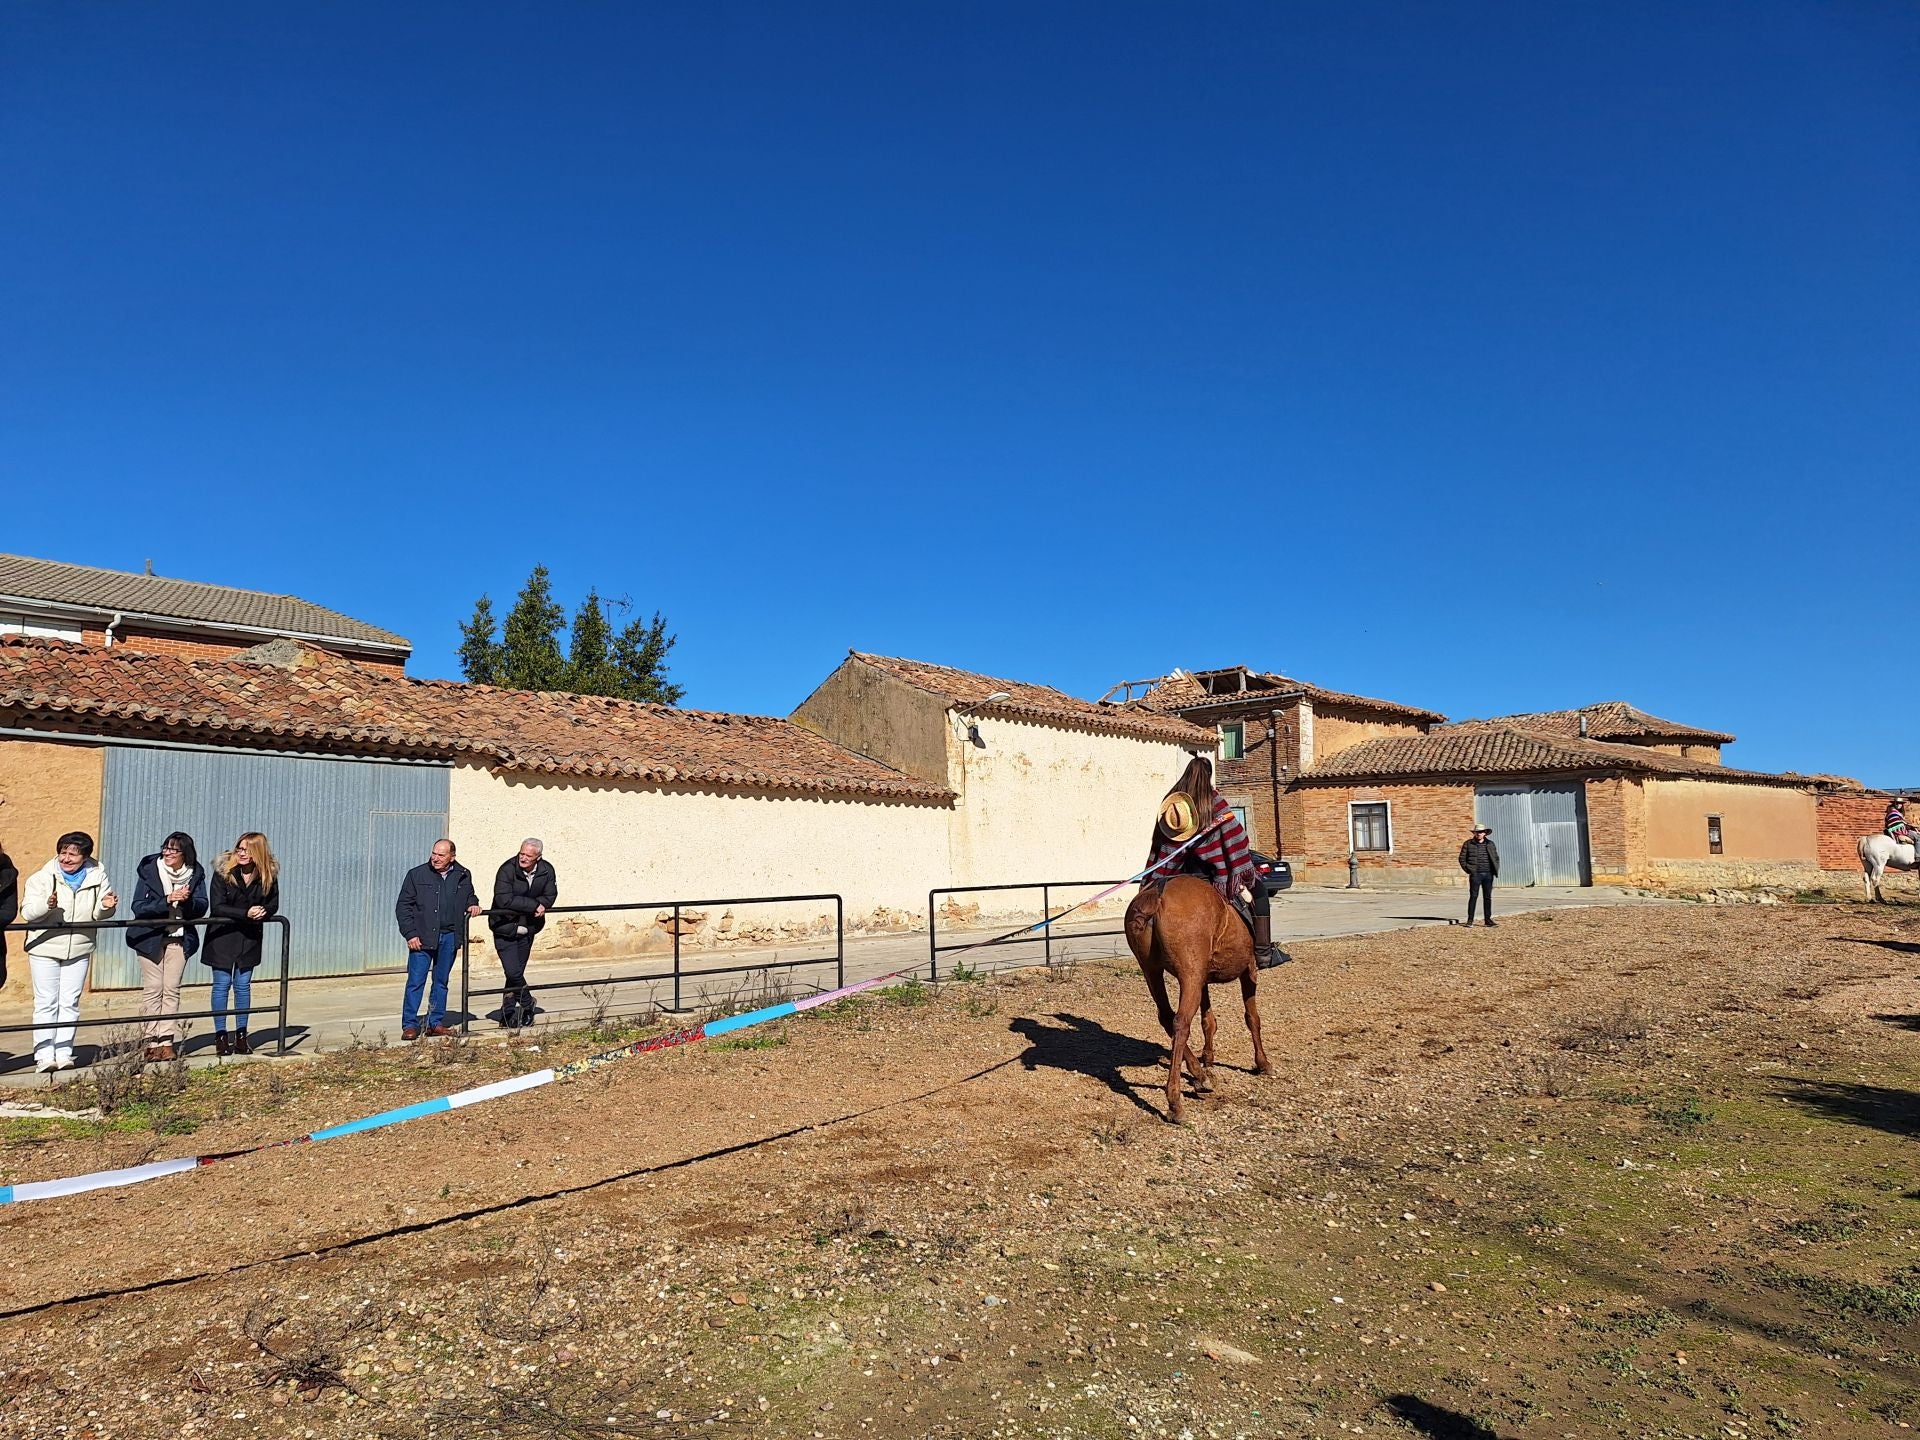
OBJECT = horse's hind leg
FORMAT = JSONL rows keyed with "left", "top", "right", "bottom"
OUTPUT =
{"left": 1138, "top": 956, "right": 1177, "bottom": 1045}
{"left": 1166, "top": 978, "right": 1202, "bottom": 1124}
{"left": 1241, "top": 972, "right": 1271, "bottom": 1076}
{"left": 1193, "top": 987, "right": 1217, "bottom": 1093}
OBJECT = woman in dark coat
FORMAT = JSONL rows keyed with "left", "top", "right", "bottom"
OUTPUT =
{"left": 204, "top": 832, "right": 280, "bottom": 1056}
{"left": 0, "top": 838, "right": 17, "bottom": 991}
{"left": 126, "top": 831, "right": 208, "bottom": 1061}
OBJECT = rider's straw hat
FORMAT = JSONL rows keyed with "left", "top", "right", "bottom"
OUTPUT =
{"left": 1158, "top": 792, "right": 1202, "bottom": 843}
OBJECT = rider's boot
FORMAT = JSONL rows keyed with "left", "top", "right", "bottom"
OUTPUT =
{"left": 1253, "top": 913, "right": 1289, "bottom": 969}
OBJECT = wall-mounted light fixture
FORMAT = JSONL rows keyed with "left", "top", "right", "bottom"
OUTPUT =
{"left": 953, "top": 691, "right": 1011, "bottom": 748}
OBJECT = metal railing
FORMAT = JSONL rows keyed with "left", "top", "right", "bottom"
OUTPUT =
{"left": 927, "top": 880, "right": 1127, "bottom": 982}
{"left": 456, "top": 893, "right": 844, "bottom": 1035}
{"left": 0, "top": 914, "right": 295, "bottom": 1061}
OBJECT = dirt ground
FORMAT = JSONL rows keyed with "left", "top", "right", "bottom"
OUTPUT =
{"left": 1, "top": 899, "right": 1917, "bottom": 1439}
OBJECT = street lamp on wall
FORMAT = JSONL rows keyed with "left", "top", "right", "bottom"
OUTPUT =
{"left": 954, "top": 691, "right": 1011, "bottom": 748}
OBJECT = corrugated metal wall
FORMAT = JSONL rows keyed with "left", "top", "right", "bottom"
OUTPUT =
{"left": 94, "top": 746, "right": 449, "bottom": 987}
{"left": 1473, "top": 783, "right": 1590, "bottom": 887}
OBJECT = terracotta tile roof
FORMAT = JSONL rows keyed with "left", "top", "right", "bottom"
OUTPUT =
{"left": 0, "top": 637, "right": 947, "bottom": 801}
{"left": 1448, "top": 701, "right": 1734, "bottom": 745}
{"left": 0, "top": 553, "right": 410, "bottom": 653}
{"left": 850, "top": 652, "right": 1213, "bottom": 747}
{"left": 1295, "top": 725, "right": 1808, "bottom": 788}
{"left": 1137, "top": 665, "right": 1445, "bottom": 723}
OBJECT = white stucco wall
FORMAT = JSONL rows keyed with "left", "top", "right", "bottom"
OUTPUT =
{"left": 449, "top": 766, "right": 953, "bottom": 956}
{"left": 943, "top": 716, "right": 1196, "bottom": 916}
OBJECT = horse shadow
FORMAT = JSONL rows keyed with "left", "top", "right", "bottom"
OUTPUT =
{"left": 1829, "top": 936, "right": 1920, "bottom": 957}
{"left": 1008, "top": 1013, "right": 1170, "bottom": 1119}
{"left": 1382, "top": 1395, "right": 1501, "bottom": 1439}
{"left": 1869, "top": 1013, "right": 1920, "bottom": 1032}
{"left": 1772, "top": 1077, "right": 1920, "bottom": 1139}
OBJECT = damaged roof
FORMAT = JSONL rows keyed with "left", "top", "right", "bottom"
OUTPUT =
{"left": 1138, "top": 665, "right": 1445, "bottom": 723}
{"left": 0, "top": 636, "right": 948, "bottom": 801}
{"left": 849, "top": 652, "right": 1213, "bottom": 747}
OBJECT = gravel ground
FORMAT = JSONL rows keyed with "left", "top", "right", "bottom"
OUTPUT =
{"left": 1, "top": 899, "right": 1917, "bottom": 1439}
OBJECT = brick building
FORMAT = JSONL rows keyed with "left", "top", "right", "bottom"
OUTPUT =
{"left": 1137, "top": 668, "right": 1855, "bottom": 890}
{"left": 1126, "top": 665, "right": 1442, "bottom": 858}
{"left": 0, "top": 553, "right": 410, "bottom": 673}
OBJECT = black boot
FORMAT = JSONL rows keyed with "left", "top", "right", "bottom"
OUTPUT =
{"left": 233, "top": 1030, "right": 251, "bottom": 1055}
{"left": 1253, "top": 913, "right": 1289, "bottom": 969}
{"left": 214, "top": 1032, "right": 232, "bottom": 1057}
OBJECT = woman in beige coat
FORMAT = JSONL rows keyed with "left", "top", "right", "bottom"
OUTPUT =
{"left": 19, "top": 830, "right": 118, "bottom": 1072}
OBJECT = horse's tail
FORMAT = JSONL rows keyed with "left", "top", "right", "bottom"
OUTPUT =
{"left": 1125, "top": 881, "right": 1164, "bottom": 963}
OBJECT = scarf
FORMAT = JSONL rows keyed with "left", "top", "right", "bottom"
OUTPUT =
{"left": 158, "top": 859, "right": 193, "bottom": 935}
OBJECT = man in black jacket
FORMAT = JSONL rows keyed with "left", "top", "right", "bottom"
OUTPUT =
{"left": 395, "top": 839, "right": 482, "bottom": 1039}
{"left": 490, "top": 838, "right": 558, "bottom": 1028}
{"left": 1458, "top": 824, "right": 1500, "bottom": 928}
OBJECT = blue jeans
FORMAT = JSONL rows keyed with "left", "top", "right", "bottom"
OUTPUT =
{"left": 210, "top": 968, "right": 252, "bottom": 1033}
{"left": 402, "top": 931, "right": 459, "bottom": 1030}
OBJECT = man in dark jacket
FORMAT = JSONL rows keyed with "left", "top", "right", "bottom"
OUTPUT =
{"left": 395, "top": 839, "right": 482, "bottom": 1039}
{"left": 1458, "top": 824, "right": 1500, "bottom": 928}
{"left": 490, "top": 838, "right": 557, "bottom": 1028}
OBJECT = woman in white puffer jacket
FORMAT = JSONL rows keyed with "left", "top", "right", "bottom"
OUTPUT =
{"left": 19, "top": 830, "right": 118, "bottom": 1073}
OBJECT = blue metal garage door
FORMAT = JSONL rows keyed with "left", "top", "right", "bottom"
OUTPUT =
{"left": 1473, "top": 783, "right": 1590, "bottom": 887}
{"left": 93, "top": 745, "right": 449, "bottom": 987}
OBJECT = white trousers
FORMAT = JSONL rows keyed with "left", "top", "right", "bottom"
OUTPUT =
{"left": 30, "top": 953, "right": 91, "bottom": 1063}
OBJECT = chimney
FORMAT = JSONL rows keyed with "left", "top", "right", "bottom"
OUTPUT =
{"left": 1578, "top": 713, "right": 1588, "bottom": 738}
{"left": 144, "top": 559, "right": 154, "bottom": 575}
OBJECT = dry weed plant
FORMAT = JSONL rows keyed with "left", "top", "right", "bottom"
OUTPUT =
{"left": 242, "top": 1298, "right": 377, "bottom": 1399}
{"left": 475, "top": 1236, "right": 582, "bottom": 1342}
{"left": 812, "top": 1194, "right": 871, "bottom": 1243}
{"left": 421, "top": 1374, "right": 708, "bottom": 1438}
{"left": 1511, "top": 1049, "right": 1580, "bottom": 1098}
{"left": 1553, "top": 1000, "right": 1655, "bottom": 1055}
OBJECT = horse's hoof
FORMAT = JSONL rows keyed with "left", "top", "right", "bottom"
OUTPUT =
{"left": 1253, "top": 1063, "right": 1274, "bottom": 1077}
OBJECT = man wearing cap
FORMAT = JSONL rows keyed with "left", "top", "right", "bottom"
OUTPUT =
{"left": 1458, "top": 823, "right": 1500, "bottom": 928}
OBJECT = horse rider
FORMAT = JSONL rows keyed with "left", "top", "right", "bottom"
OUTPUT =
{"left": 1144, "top": 756, "right": 1281, "bottom": 968}
{"left": 1888, "top": 797, "right": 1915, "bottom": 850}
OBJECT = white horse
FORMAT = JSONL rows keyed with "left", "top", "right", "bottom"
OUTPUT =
{"left": 1858, "top": 834, "right": 1918, "bottom": 902}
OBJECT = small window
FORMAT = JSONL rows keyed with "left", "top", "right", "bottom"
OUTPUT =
{"left": 1228, "top": 802, "right": 1251, "bottom": 842}
{"left": 1707, "top": 815, "right": 1723, "bottom": 856}
{"left": 1351, "top": 801, "right": 1391, "bottom": 852}
{"left": 1218, "top": 722, "right": 1245, "bottom": 761}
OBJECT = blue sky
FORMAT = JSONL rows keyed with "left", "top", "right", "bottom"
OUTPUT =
{"left": 3, "top": 2, "right": 1915, "bottom": 782}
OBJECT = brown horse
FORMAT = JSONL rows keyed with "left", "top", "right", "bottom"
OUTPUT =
{"left": 1124, "top": 875, "right": 1272, "bottom": 1122}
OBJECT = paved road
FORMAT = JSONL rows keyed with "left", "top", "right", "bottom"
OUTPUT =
{"left": 0, "top": 884, "right": 1665, "bottom": 1083}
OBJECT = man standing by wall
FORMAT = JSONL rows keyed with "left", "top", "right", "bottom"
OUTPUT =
{"left": 396, "top": 838, "right": 482, "bottom": 1039}
{"left": 489, "top": 838, "right": 557, "bottom": 1028}
{"left": 1459, "top": 824, "right": 1500, "bottom": 928}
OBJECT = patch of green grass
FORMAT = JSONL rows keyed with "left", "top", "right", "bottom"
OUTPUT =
{"left": 1578, "top": 1304, "right": 1678, "bottom": 1338}
{"left": 1, "top": 1114, "right": 118, "bottom": 1143}
{"left": 711, "top": 1028, "right": 789, "bottom": 1052}
{"left": 889, "top": 978, "right": 931, "bottom": 1007}
{"left": 1756, "top": 1264, "right": 1920, "bottom": 1325}
{"left": 946, "top": 959, "right": 983, "bottom": 983}
{"left": 1649, "top": 1094, "right": 1714, "bottom": 1131}
{"left": 1783, "top": 1202, "right": 1867, "bottom": 1244}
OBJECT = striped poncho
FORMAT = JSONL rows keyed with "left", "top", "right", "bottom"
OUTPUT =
{"left": 1144, "top": 794, "right": 1256, "bottom": 901}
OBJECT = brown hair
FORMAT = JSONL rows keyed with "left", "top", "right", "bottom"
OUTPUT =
{"left": 221, "top": 832, "right": 279, "bottom": 891}
{"left": 1164, "top": 755, "right": 1218, "bottom": 816}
